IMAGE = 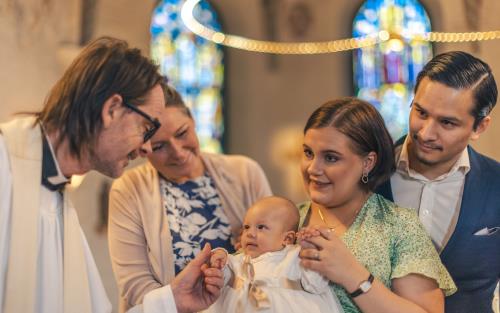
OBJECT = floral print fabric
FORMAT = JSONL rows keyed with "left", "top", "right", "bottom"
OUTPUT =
{"left": 160, "top": 174, "right": 234, "bottom": 274}
{"left": 298, "top": 193, "right": 456, "bottom": 313}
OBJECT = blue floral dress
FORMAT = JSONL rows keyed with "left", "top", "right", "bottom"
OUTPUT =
{"left": 160, "top": 173, "right": 234, "bottom": 274}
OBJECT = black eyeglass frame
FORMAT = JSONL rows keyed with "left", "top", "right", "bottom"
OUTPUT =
{"left": 122, "top": 101, "right": 161, "bottom": 143}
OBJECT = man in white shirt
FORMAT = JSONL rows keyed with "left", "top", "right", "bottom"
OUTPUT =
{"left": 377, "top": 51, "right": 500, "bottom": 313}
{"left": 0, "top": 36, "right": 222, "bottom": 313}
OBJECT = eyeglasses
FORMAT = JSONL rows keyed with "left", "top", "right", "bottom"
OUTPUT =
{"left": 123, "top": 101, "right": 161, "bottom": 143}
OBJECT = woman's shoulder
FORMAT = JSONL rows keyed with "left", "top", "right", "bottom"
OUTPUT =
{"left": 111, "top": 161, "right": 157, "bottom": 192}
{"left": 297, "top": 201, "right": 311, "bottom": 210}
{"left": 371, "top": 194, "right": 420, "bottom": 227}
{"left": 370, "top": 195, "right": 433, "bottom": 250}
{"left": 296, "top": 201, "right": 311, "bottom": 228}
{"left": 202, "top": 152, "right": 268, "bottom": 187}
{"left": 202, "top": 152, "right": 261, "bottom": 169}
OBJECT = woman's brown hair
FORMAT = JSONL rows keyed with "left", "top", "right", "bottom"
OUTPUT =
{"left": 304, "top": 97, "right": 395, "bottom": 191}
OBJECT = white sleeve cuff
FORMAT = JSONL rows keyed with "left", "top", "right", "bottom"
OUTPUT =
{"left": 143, "top": 285, "right": 178, "bottom": 313}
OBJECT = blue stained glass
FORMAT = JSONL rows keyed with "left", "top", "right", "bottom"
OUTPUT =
{"left": 353, "top": 0, "right": 432, "bottom": 140}
{"left": 151, "top": 0, "right": 225, "bottom": 153}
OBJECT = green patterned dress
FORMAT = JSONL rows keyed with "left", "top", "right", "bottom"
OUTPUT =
{"left": 298, "top": 193, "right": 456, "bottom": 313}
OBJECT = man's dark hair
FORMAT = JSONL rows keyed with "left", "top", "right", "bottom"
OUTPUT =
{"left": 415, "top": 51, "right": 498, "bottom": 129}
{"left": 37, "top": 36, "right": 163, "bottom": 159}
{"left": 304, "top": 97, "right": 395, "bottom": 191}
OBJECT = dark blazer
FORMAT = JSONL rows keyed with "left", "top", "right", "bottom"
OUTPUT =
{"left": 377, "top": 145, "right": 500, "bottom": 313}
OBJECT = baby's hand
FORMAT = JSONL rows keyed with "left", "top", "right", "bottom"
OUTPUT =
{"left": 297, "top": 226, "right": 322, "bottom": 249}
{"left": 209, "top": 248, "right": 228, "bottom": 269}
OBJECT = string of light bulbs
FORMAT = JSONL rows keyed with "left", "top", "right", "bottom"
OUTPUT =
{"left": 181, "top": 0, "right": 500, "bottom": 55}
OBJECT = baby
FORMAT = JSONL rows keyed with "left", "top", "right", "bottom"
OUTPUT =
{"left": 203, "top": 196, "right": 343, "bottom": 313}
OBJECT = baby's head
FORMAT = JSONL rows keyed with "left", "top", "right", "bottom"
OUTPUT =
{"left": 241, "top": 196, "right": 300, "bottom": 258}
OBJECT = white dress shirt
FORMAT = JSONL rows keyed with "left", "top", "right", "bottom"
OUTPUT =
{"left": 390, "top": 137, "right": 470, "bottom": 251}
{"left": 140, "top": 286, "right": 178, "bottom": 313}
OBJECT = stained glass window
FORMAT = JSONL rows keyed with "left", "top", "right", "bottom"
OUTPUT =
{"left": 353, "top": 0, "right": 432, "bottom": 139}
{"left": 151, "top": 0, "right": 225, "bottom": 153}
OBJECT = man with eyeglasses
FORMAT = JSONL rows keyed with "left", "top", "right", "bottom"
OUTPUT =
{"left": 0, "top": 37, "right": 223, "bottom": 313}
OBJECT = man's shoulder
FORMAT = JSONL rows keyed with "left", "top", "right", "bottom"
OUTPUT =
{"left": 468, "top": 146, "right": 500, "bottom": 176}
{"left": 0, "top": 116, "right": 37, "bottom": 136}
{"left": 464, "top": 148, "right": 500, "bottom": 208}
{"left": 394, "top": 135, "right": 407, "bottom": 147}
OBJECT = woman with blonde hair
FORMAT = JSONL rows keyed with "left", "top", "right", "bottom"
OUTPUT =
{"left": 108, "top": 84, "right": 272, "bottom": 313}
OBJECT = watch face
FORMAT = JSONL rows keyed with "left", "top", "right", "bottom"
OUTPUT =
{"left": 360, "top": 280, "right": 372, "bottom": 292}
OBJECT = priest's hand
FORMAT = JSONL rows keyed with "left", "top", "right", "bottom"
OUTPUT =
{"left": 171, "top": 243, "right": 224, "bottom": 313}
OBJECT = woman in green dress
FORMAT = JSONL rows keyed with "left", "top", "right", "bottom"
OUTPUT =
{"left": 297, "top": 97, "right": 456, "bottom": 313}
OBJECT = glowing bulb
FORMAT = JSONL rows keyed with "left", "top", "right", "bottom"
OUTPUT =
{"left": 387, "top": 38, "right": 404, "bottom": 52}
{"left": 379, "top": 30, "right": 390, "bottom": 41}
{"left": 180, "top": 0, "right": 500, "bottom": 54}
{"left": 212, "top": 32, "right": 225, "bottom": 44}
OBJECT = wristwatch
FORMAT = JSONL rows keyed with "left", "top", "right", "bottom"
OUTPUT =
{"left": 349, "top": 273, "right": 374, "bottom": 298}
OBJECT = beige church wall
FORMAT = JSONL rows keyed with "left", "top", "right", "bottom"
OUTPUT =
{"left": 0, "top": 0, "right": 80, "bottom": 118}
{"left": 214, "top": 0, "right": 358, "bottom": 203}
{"left": 93, "top": 0, "right": 156, "bottom": 51}
{"left": 1, "top": 1, "right": 500, "bottom": 312}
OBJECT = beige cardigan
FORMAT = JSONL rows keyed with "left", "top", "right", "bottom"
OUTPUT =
{"left": 108, "top": 153, "right": 272, "bottom": 313}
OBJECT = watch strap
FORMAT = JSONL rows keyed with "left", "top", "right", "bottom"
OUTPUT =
{"left": 349, "top": 273, "right": 374, "bottom": 298}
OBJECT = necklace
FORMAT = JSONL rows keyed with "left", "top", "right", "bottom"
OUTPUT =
{"left": 317, "top": 206, "right": 361, "bottom": 232}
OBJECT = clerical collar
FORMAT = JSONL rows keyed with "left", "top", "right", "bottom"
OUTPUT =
{"left": 41, "top": 125, "right": 70, "bottom": 191}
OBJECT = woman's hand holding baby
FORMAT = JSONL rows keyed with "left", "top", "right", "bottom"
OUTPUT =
{"left": 296, "top": 227, "right": 321, "bottom": 250}
{"left": 298, "top": 226, "right": 370, "bottom": 292}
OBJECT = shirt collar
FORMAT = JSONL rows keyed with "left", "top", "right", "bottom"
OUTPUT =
{"left": 395, "top": 137, "right": 411, "bottom": 173}
{"left": 396, "top": 136, "right": 470, "bottom": 181}
{"left": 41, "top": 125, "right": 70, "bottom": 191}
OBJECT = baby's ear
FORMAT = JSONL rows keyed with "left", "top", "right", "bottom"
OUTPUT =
{"left": 282, "top": 230, "right": 296, "bottom": 246}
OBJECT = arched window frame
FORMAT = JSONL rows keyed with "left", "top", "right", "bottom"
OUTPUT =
{"left": 151, "top": 0, "right": 226, "bottom": 153}
{"left": 353, "top": 0, "right": 433, "bottom": 139}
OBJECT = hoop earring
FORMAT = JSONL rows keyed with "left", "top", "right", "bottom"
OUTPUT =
{"left": 361, "top": 172, "right": 369, "bottom": 184}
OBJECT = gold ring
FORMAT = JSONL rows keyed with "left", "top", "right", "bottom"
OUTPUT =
{"left": 314, "top": 251, "right": 320, "bottom": 261}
